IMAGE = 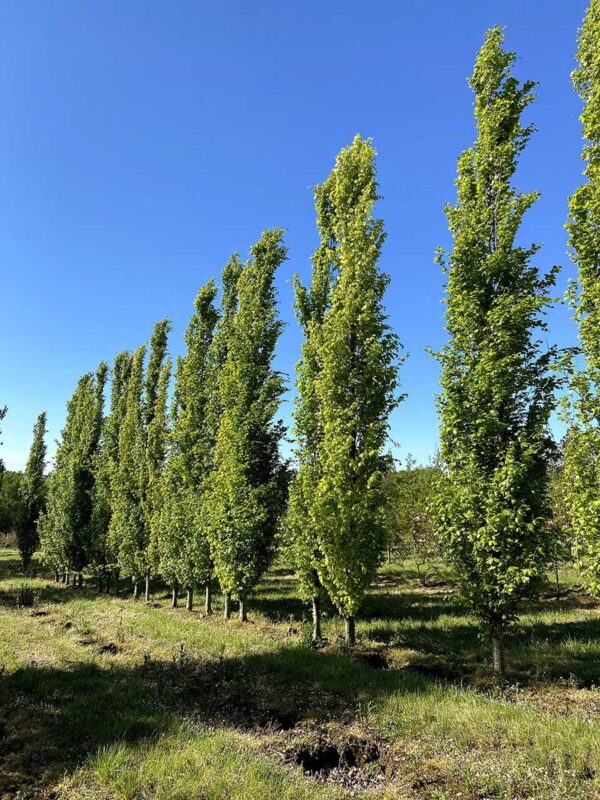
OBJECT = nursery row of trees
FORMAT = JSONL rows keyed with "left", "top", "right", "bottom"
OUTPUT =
{"left": 3, "top": 2, "right": 598, "bottom": 671}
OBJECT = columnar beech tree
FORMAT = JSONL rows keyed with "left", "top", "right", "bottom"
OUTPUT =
{"left": 141, "top": 320, "right": 171, "bottom": 599}
{"left": 93, "top": 350, "right": 132, "bottom": 587}
{"left": 287, "top": 171, "right": 338, "bottom": 640}
{"left": 434, "top": 28, "right": 561, "bottom": 674}
{"left": 311, "top": 136, "right": 401, "bottom": 645}
{"left": 159, "top": 280, "right": 219, "bottom": 612}
{"left": 40, "top": 364, "right": 107, "bottom": 582}
{"left": 16, "top": 412, "right": 47, "bottom": 572}
{"left": 146, "top": 357, "right": 171, "bottom": 593}
{"left": 208, "top": 230, "right": 288, "bottom": 620}
{"left": 564, "top": 0, "right": 600, "bottom": 593}
{"left": 111, "top": 346, "right": 147, "bottom": 595}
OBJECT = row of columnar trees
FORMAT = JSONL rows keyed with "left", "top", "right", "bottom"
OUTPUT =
{"left": 14, "top": 2, "right": 599, "bottom": 667}
{"left": 37, "top": 135, "right": 399, "bottom": 645}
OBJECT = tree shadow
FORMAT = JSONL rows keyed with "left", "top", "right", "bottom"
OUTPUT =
{"left": 0, "top": 642, "right": 428, "bottom": 797}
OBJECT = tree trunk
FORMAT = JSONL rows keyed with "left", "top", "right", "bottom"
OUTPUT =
{"left": 65, "top": 571, "right": 70, "bottom": 586}
{"left": 171, "top": 580, "right": 179, "bottom": 608}
{"left": 239, "top": 594, "right": 247, "bottom": 622}
{"left": 205, "top": 582, "right": 212, "bottom": 615}
{"left": 186, "top": 587, "right": 193, "bottom": 611}
{"left": 344, "top": 615, "right": 355, "bottom": 646}
{"left": 224, "top": 592, "right": 231, "bottom": 620}
{"left": 554, "top": 561, "right": 561, "bottom": 601}
{"left": 54, "top": 570, "right": 59, "bottom": 583}
{"left": 312, "top": 596, "right": 322, "bottom": 641}
{"left": 491, "top": 619, "right": 505, "bottom": 676}
{"left": 133, "top": 581, "right": 139, "bottom": 599}
{"left": 144, "top": 570, "right": 150, "bottom": 601}
{"left": 78, "top": 573, "right": 83, "bottom": 588}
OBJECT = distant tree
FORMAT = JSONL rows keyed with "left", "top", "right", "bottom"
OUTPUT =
{"left": 312, "top": 136, "right": 402, "bottom": 646}
{"left": 16, "top": 412, "right": 47, "bottom": 571}
{"left": 158, "top": 280, "right": 219, "bottom": 612}
{"left": 287, "top": 164, "right": 337, "bottom": 641}
{"left": 207, "top": 230, "right": 288, "bottom": 621}
{"left": 546, "top": 449, "right": 574, "bottom": 600}
{"left": 433, "top": 28, "right": 561, "bottom": 675}
{"left": 384, "top": 456, "right": 441, "bottom": 582}
{"left": 0, "top": 471, "right": 23, "bottom": 536}
{"left": 563, "top": 0, "right": 600, "bottom": 594}
{"left": 0, "top": 405, "right": 6, "bottom": 474}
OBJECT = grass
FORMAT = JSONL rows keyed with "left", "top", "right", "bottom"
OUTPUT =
{"left": 0, "top": 550, "right": 600, "bottom": 799}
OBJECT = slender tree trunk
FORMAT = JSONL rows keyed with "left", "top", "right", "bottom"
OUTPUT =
{"left": 186, "top": 587, "right": 193, "bottom": 611}
{"left": 133, "top": 581, "right": 139, "bottom": 599}
{"left": 171, "top": 580, "right": 179, "bottom": 608}
{"left": 205, "top": 582, "right": 212, "bottom": 615}
{"left": 54, "top": 570, "right": 59, "bottom": 583}
{"left": 239, "top": 594, "right": 247, "bottom": 622}
{"left": 65, "top": 571, "right": 70, "bottom": 586}
{"left": 491, "top": 619, "right": 505, "bottom": 676}
{"left": 144, "top": 570, "right": 150, "bottom": 601}
{"left": 554, "top": 561, "right": 561, "bottom": 601}
{"left": 387, "top": 547, "right": 392, "bottom": 564}
{"left": 78, "top": 573, "right": 83, "bottom": 588}
{"left": 344, "top": 615, "right": 355, "bottom": 646}
{"left": 224, "top": 592, "right": 231, "bottom": 620}
{"left": 312, "top": 596, "right": 322, "bottom": 641}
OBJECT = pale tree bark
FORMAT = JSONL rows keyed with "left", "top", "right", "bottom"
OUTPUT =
{"left": 344, "top": 615, "right": 355, "bottom": 646}
{"left": 312, "top": 596, "right": 322, "bottom": 641}
{"left": 239, "top": 594, "right": 247, "bottom": 622}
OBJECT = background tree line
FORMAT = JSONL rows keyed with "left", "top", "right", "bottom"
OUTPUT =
{"left": 0, "top": 0, "right": 597, "bottom": 673}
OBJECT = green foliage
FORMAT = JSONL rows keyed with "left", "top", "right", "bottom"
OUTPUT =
{"left": 311, "top": 135, "right": 402, "bottom": 620}
{"left": 207, "top": 230, "right": 288, "bottom": 601}
{"left": 0, "top": 405, "right": 6, "bottom": 473}
{"left": 564, "top": 0, "right": 600, "bottom": 594}
{"left": 0, "top": 471, "right": 23, "bottom": 535}
{"left": 433, "top": 28, "right": 561, "bottom": 632}
{"left": 144, "top": 320, "right": 171, "bottom": 430}
{"left": 16, "top": 412, "right": 47, "bottom": 571}
{"left": 158, "top": 279, "right": 220, "bottom": 590}
{"left": 40, "top": 364, "right": 107, "bottom": 574}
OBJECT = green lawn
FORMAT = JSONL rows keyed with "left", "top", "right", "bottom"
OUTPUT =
{"left": 1, "top": 549, "right": 599, "bottom": 799}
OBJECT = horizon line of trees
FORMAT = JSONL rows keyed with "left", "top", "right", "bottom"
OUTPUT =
{"left": 0, "top": 2, "right": 598, "bottom": 673}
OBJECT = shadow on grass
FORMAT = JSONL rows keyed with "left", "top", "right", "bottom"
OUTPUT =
{"left": 0, "top": 641, "right": 428, "bottom": 796}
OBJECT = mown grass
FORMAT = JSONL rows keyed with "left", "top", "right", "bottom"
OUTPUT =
{"left": 0, "top": 548, "right": 599, "bottom": 799}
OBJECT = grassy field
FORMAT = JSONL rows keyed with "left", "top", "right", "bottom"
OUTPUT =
{"left": 1, "top": 549, "right": 600, "bottom": 799}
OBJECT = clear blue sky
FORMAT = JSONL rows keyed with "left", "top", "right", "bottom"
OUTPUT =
{"left": 0, "top": 0, "right": 588, "bottom": 471}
